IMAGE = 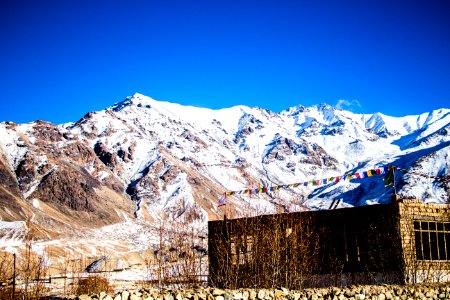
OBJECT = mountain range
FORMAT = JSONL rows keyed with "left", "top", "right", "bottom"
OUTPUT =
{"left": 0, "top": 93, "right": 449, "bottom": 267}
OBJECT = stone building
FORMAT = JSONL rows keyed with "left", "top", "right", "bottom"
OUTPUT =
{"left": 208, "top": 200, "right": 450, "bottom": 289}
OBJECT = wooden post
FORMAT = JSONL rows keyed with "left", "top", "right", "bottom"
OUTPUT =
{"left": 392, "top": 167, "right": 400, "bottom": 202}
{"left": 159, "top": 219, "right": 162, "bottom": 288}
{"left": 198, "top": 253, "right": 202, "bottom": 285}
{"left": 393, "top": 167, "right": 398, "bottom": 197}
{"left": 12, "top": 253, "right": 16, "bottom": 300}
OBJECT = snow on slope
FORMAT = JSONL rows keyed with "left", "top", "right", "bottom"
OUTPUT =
{"left": 1, "top": 93, "right": 449, "bottom": 224}
{"left": 0, "top": 93, "right": 449, "bottom": 279}
{"left": 62, "top": 93, "right": 450, "bottom": 217}
{"left": 0, "top": 123, "right": 29, "bottom": 170}
{"left": 0, "top": 221, "right": 28, "bottom": 251}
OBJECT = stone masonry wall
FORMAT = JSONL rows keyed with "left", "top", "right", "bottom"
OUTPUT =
{"left": 397, "top": 200, "right": 450, "bottom": 283}
{"left": 68, "top": 284, "right": 450, "bottom": 300}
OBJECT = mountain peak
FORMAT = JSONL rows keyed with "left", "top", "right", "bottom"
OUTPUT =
{"left": 111, "top": 93, "right": 157, "bottom": 111}
{"left": 282, "top": 104, "right": 306, "bottom": 116}
{"left": 315, "top": 103, "right": 336, "bottom": 111}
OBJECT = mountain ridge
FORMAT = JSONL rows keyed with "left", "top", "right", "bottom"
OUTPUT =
{"left": 0, "top": 93, "right": 449, "bottom": 259}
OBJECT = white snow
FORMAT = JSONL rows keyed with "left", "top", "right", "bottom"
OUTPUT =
{"left": 0, "top": 221, "right": 28, "bottom": 252}
{"left": 32, "top": 198, "right": 41, "bottom": 210}
{"left": 0, "top": 123, "right": 29, "bottom": 170}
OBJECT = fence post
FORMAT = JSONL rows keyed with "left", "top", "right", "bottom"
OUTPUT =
{"left": 12, "top": 253, "right": 16, "bottom": 300}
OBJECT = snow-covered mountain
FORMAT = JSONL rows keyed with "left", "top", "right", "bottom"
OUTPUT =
{"left": 0, "top": 93, "right": 449, "bottom": 260}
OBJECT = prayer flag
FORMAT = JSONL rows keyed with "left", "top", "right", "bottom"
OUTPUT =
{"left": 355, "top": 173, "right": 361, "bottom": 179}
{"left": 335, "top": 176, "right": 340, "bottom": 182}
{"left": 383, "top": 166, "right": 395, "bottom": 187}
{"left": 218, "top": 193, "right": 226, "bottom": 207}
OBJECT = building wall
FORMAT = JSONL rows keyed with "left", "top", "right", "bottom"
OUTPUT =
{"left": 208, "top": 204, "right": 405, "bottom": 289}
{"left": 397, "top": 200, "right": 450, "bottom": 283}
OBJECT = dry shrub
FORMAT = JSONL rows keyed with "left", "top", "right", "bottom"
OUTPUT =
{"left": 0, "top": 287, "right": 13, "bottom": 300}
{"left": 0, "top": 246, "right": 49, "bottom": 300}
{"left": 0, "top": 252, "right": 14, "bottom": 300}
{"left": 76, "top": 276, "right": 112, "bottom": 295}
{"left": 0, "top": 252, "right": 14, "bottom": 283}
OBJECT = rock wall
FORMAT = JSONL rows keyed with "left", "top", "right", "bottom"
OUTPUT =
{"left": 69, "top": 284, "right": 450, "bottom": 300}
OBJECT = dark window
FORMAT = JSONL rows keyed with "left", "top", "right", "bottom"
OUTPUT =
{"left": 333, "top": 233, "right": 346, "bottom": 262}
{"left": 430, "top": 231, "right": 438, "bottom": 260}
{"left": 438, "top": 232, "right": 446, "bottom": 260}
{"left": 230, "top": 235, "right": 253, "bottom": 265}
{"left": 414, "top": 222, "right": 421, "bottom": 230}
{"left": 347, "top": 233, "right": 358, "bottom": 262}
{"left": 414, "top": 221, "right": 450, "bottom": 261}
{"left": 422, "top": 231, "right": 431, "bottom": 260}
{"left": 446, "top": 233, "right": 450, "bottom": 260}
{"left": 332, "top": 230, "right": 368, "bottom": 272}
{"left": 415, "top": 231, "right": 423, "bottom": 260}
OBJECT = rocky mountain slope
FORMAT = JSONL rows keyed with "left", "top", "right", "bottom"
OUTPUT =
{"left": 0, "top": 93, "right": 449, "bottom": 261}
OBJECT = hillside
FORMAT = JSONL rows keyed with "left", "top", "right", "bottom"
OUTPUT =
{"left": 0, "top": 93, "right": 449, "bottom": 267}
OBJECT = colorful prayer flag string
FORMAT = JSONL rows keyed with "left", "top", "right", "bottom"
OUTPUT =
{"left": 218, "top": 165, "right": 448, "bottom": 206}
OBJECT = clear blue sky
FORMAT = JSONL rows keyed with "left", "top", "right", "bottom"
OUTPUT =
{"left": 1, "top": 0, "right": 449, "bottom": 124}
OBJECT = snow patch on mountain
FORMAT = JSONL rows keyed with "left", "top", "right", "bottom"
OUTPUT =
{"left": 0, "top": 123, "right": 29, "bottom": 170}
